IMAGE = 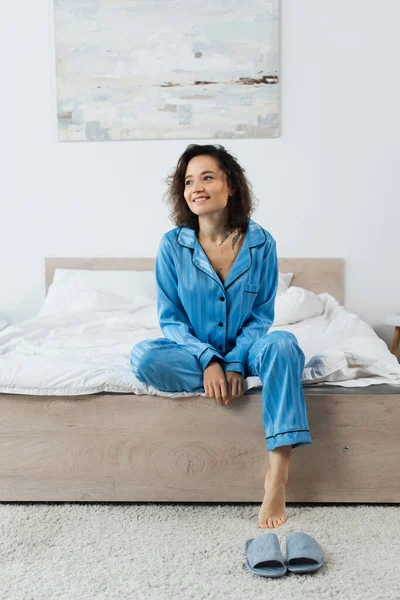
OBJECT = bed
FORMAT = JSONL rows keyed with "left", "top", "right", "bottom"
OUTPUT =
{"left": 0, "top": 257, "right": 399, "bottom": 503}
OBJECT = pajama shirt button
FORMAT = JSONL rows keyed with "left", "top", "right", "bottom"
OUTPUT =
{"left": 218, "top": 322, "right": 223, "bottom": 327}
{"left": 220, "top": 296, "right": 225, "bottom": 301}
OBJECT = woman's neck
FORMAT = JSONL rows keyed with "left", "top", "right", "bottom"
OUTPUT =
{"left": 198, "top": 227, "right": 242, "bottom": 248}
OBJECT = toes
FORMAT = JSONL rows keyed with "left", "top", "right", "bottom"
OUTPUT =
{"left": 268, "top": 517, "right": 285, "bottom": 528}
{"left": 258, "top": 518, "right": 267, "bottom": 528}
{"left": 278, "top": 516, "right": 287, "bottom": 524}
{"left": 259, "top": 511, "right": 287, "bottom": 529}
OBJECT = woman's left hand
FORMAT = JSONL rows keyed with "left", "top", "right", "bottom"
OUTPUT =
{"left": 224, "top": 371, "right": 245, "bottom": 405}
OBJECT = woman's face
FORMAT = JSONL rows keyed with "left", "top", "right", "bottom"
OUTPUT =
{"left": 183, "top": 155, "right": 233, "bottom": 216}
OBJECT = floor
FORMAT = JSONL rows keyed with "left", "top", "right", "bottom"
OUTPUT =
{"left": 0, "top": 501, "right": 399, "bottom": 599}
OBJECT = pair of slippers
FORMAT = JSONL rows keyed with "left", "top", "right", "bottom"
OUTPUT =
{"left": 245, "top": 532, "right": 324, "bottom": 577}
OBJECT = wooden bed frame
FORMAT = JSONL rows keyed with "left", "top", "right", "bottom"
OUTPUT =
{"left": 0, "top": 257, "right": 399, "bottom": 504}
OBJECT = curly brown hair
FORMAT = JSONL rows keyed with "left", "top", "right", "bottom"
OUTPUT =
{"left": 163, "top": 144, "right": 258, "bottom": 233}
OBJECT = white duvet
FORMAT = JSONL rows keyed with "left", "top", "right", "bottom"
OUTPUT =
{"left": 0, "top": 292, "right": 399, "bottom": 397}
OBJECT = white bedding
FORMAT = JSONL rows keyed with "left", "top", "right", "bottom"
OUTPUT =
{"left": 0, "top": 292, "right": 399, "bottom": 397}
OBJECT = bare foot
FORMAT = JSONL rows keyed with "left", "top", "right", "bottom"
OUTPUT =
{"left": 258, "top": 469, "right": 288, "bottom": 529}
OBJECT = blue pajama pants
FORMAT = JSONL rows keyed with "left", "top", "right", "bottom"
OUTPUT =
{"left": 130, "top": 330, "right": 312, "bottom": 451}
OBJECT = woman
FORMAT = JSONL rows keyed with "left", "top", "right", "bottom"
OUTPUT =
{"left": 130, "top": 144, "right": 312, "bottom": 529}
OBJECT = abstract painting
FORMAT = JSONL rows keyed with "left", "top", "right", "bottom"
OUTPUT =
{"left": 53, "top": 0, "right": 280, "bottom": 141}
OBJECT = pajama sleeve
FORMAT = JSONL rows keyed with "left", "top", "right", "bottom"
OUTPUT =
{"left": 222, "top": 237, "right": 279, "bottom": 377}
{"left": 155, "top": 235, "right": 225, "bottom": 372}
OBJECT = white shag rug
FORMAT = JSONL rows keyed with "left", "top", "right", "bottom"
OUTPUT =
{"left": 0, "top": 502, "right": 399, "bottom": 600}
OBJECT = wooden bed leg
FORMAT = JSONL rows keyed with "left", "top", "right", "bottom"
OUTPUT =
{"left": 391, "top": 326, "right": 400, "bottom": 358}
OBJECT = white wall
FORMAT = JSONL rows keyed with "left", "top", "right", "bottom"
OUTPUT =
{"left": 1, "top": 0, "right": 399, "bottom": 349}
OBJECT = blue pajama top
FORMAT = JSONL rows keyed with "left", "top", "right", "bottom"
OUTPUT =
{"left": 155, "top": 218, "right": 279, "bottom": 377}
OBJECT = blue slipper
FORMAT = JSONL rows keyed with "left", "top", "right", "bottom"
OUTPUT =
{"left": 245, "top": 533, "right": 287, "bottom": 578}
{"left": 286, "top": 532, "right": 324, "bottom": 574}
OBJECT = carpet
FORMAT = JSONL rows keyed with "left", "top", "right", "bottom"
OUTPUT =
{"left": 0, "top": 502, "right": 399, "bottom": 599}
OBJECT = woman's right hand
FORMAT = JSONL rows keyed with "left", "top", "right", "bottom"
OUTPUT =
{"left": 203, "top": 362, "right": 229, "bottom": 405}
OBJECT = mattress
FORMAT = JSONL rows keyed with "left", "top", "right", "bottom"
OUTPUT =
{"left": 0, "top": 292, "right": 399, "bottom": 397}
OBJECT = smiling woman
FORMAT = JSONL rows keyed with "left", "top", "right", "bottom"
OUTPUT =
{"left": 183, "top": 154, "right": 236, "bottom": 243}
{"left": 130, "top": 143, "right": 313, "bottom": 530}
{"left": 162, "top": 144, "right": 255, "bottom": 283}
{"left": 163, "top": 143, "right": 256, "bottom": 236}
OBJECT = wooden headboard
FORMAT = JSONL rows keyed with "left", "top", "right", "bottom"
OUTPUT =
{"left": 45, "top": 257, "right": 344, "bottom": 304}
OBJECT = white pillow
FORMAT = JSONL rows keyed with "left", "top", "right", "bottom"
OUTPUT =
{"left": 273, "top": 286, "right": 323, "bottom": 326}
{"left": 53, "top": 268, "right": 156, "bottom": 297}
{"left": 39, "top": 268, "right": 295, "bottom": 318}
{"left": 39, "top": 270, "right": 156, "bottom": 317}
{"left": 278, "top": 272, "right": 293, "bottom": 295}
{"left": 53, "top": 268, "right": 293, "bottom": 292}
